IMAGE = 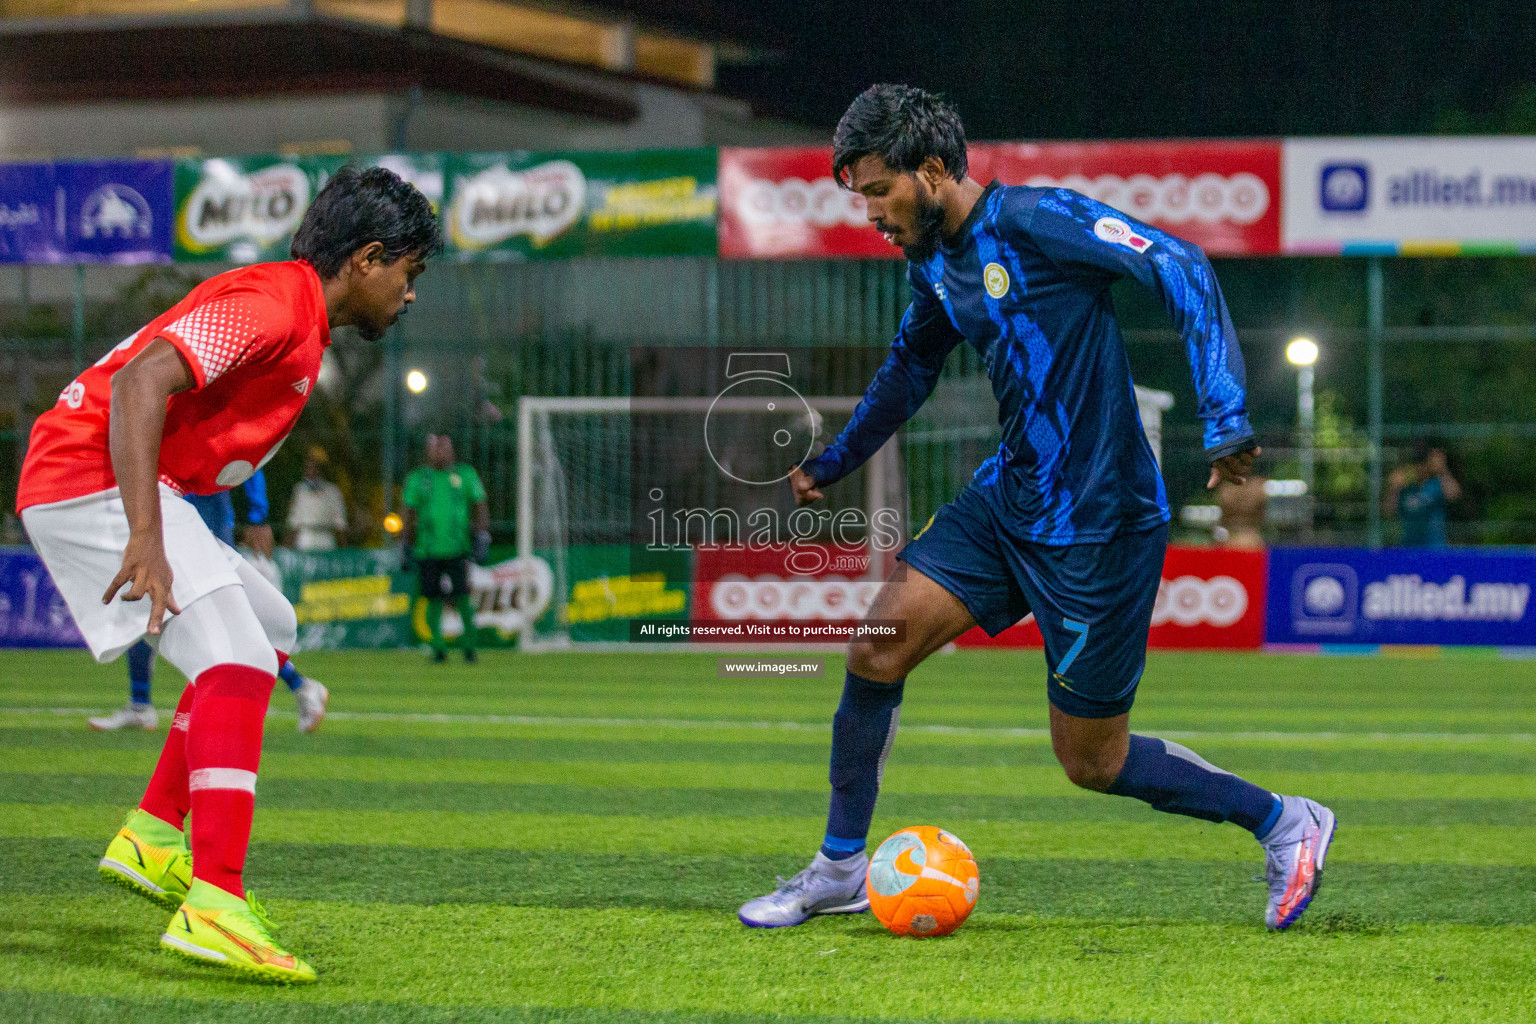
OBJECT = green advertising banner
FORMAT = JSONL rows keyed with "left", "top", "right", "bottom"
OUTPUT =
{"left": 174, "top": 153, "right": 444, "bottom": 263}
{"left": 533, "top": 544, "right": 692, "bottom": 644}
{"left": 273, "top": 545, "right": 559, "bottom": 650}
{"left": 273, "top": 547, "right": 415, "bottom": 651}
{"left": 406, "top": 547, "right": 557, "bottom": 650}
{"left": 444, "top": 149, "right": 718, "bottom": 260}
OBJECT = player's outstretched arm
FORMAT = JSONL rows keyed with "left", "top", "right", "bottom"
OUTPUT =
{"left": 798, "top": 276, "right": 962, "bottom": 492}
{"left": 103, "top": 338, "right": 195, "bottom": 634}
{"left": 1024, "top": 191, "right": 1257, "bottom": 464}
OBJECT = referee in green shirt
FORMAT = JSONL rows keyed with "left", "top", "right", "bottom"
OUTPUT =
{"left": 402, "top": 434, "right": 490, "bottom": 663}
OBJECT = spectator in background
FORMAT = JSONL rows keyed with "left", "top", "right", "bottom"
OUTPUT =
{"left": 288, "top": 446, "right": 348, "bottom": 551}
{"left": 403, "top": 434, "right": 490, "bottom": 664}
{"left": 1387, "top": 440, "right": 1461, "bottom": 547}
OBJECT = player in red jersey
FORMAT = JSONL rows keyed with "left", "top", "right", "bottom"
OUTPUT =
{"left": 17, "top": 166, "right": 439, "bottom": 983}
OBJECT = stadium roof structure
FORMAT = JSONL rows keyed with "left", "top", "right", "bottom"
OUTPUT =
{"left": 0, "top": 0, "right": 743, "bottom": 122}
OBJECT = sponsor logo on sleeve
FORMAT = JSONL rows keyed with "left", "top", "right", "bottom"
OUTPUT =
{"left": 1093, "top": 216, "right": 1153, "bottom": 253}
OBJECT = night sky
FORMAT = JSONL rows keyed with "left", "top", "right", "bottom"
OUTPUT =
{"left": 599, "top": 0, "right": 1536, "bottom": 139}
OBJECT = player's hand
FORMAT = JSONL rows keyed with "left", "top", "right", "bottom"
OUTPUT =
{"left": 103, "top": 534, "right": 182, "bottom": 636}
{"left": 243, "top": 523, "right": 275, "bottom": 557}
{"left": 788, "top": 466, "right": 823, "bottom": 507}
{"left": 473, "top": 530, "right": 492, "bottom": 564}
{"left": 1207, "top": 446, "right": 1260, "bottom": 489}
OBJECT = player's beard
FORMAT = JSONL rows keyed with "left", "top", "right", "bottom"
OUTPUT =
{"left": 357, "top": 320, "right": 386, "bottom": 343}
{"left": 901, "top": 181, "right": 947, "bottom": 264}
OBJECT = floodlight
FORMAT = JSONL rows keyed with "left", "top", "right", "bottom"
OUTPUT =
{"left": 1286, "top": 337, "right": 1319, "bottom": 366}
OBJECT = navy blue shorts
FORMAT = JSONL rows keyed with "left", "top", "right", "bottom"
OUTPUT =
{"left": 898, "top": 485, "right": 1167, "bottom": 719}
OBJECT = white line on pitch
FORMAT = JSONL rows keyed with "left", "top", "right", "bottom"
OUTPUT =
{"left": 2, "top": 707, "right": 1534, "bottom": 743}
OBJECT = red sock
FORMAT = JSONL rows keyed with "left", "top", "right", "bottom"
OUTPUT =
{"left": 138, "top": 684, "right": 196, "bottom": 830}
{"left": 275, "top": 649, "right": 289, "bottom": 671}
{"left": 185, "top": 663, "right": 275, "bottom": 899}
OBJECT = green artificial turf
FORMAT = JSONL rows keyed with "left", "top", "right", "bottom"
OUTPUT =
{"left": 2, "top": 647, "right": 1535, "bottom": 1023}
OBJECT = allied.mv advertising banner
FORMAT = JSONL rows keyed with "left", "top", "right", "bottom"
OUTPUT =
{"left": 1265, "top": 547, "right": 1536, "bottom": 647}
{"left": 1282, "top": 137, "right": 1536, "bottom": 254}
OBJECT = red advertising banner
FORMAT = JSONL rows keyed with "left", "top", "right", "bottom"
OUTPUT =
{"left": 718, "top": 147, "right": 889, "bottom": 259}
{"left": 718, "top": 141, "right": 1281, "bottom": 259}
{"left": 955, "top": 545, "right": 1268, "bottom": 651}
{"left": 693, "top": 544, "right": 885, "bottom": 627}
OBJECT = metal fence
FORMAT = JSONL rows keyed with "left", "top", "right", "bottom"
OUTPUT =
{"left": 4, "top": 255, "right": 1535, "bottom": 547}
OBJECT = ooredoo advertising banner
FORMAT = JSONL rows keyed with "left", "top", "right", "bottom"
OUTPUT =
{"left": 956, "top": 545, "right": 1268, "bottom": 651}
{"left": 1282, "top": 138, "right": 1536, "bottom": 255}
{"left": 718, "top": 141, "right": 1282, "bottom": 259}
{"left": 718, "top": 147, "right": 888, "bottom": 259}
{"left": 1264, "top": 547, "right": 1536, "bottom": 647}
{"left": 972, "top": 141, "right": 1281, "bottom": 257}
{"left": 693, "top": 543, "right": 885, "bottom": 628}
{"left": 444, "top": 149, "right": 717, "bottom": 260}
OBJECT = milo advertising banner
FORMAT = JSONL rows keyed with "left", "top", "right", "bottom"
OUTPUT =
{"left": 444, "top": 149, "right": 717, "bottom": 260}
{"left": 174, "top": 154, "right": 443, "bottom": 263}
{"left": 272, "top": 547, "right": 415, "bottom": 651}
{"left": 534, "top": 544, "right": 692, "bottom": 644}
{"left": 272, "top": 545, "right": 556, "bottom": 650}
{"left": 407, "top": 547, "right": 557, "bottom": 650}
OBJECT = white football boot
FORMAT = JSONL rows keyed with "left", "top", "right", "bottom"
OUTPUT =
{"left": 294, "top": 678, "right": 329, "bottom": 734}
{"left": 88, "top": 703, "right": 158, "bottom": 731}
{"left": 738, "top": 851, "right": 870, "bottom": 928}
{"left": 1261, "top": 795, "right": 1337, "bottom": 930}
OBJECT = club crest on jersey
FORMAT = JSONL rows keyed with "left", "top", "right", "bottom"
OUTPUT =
{"left": 1093, "top": 217, "right": 1153, "bottom": 253}
{"left": 983, "top": 262, "right": 1010, "bottom": 299}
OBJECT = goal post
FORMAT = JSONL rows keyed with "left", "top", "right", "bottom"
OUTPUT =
{"left": 515, "top": 395, "right": 902, "bottom": 650}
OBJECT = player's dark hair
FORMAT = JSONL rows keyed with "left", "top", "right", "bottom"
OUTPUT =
{"left": 832, "top": 84, "right": 968, "bottom": 187}
{"left": 291, "top": 165, "right": 441, "bottom": 278}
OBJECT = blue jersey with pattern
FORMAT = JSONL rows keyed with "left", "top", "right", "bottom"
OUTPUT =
{"left": 801, "top": 182, "right": 1254, "bottom": 545}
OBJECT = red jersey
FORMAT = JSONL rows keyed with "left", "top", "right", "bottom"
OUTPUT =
{"left": 17, "top": 260, "right": 330, "bottom": 512}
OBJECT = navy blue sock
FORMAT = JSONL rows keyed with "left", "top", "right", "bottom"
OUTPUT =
{"left": 126, "top": 641, "right": 154, "bottom": 707}
{"left": 1107, "top": 735, "right": 1283, "bottom": 838}
{"left": 821, "top": 671, "right": 904, "bottom": 860}
{"left": 278, "top": 660, "right": 304, "bottom": 693}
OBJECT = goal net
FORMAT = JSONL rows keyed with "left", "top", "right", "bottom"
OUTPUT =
{"left": 516, "top": 395, "right": 906, "bottom": 650}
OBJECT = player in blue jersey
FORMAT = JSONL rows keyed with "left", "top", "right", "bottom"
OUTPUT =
{"left": 88, "top": 470, "right": 330, "bottom": 733}
{"left": 738, "top": 85, "right": 1335, "bottom": 932}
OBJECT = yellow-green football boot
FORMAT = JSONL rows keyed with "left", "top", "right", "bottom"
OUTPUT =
{"left": 161, "top": 880, "right": 317, "bottom": 984}
{"left": 98, "top": 809, "right": 192, "bottom": 910}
